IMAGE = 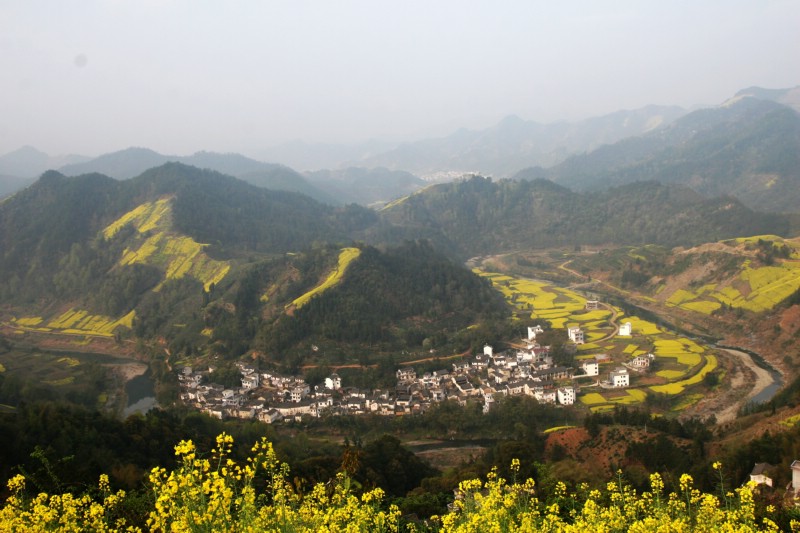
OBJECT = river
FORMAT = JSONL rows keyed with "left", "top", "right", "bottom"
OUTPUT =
{"left": 717, "top": 346, "right": 784, "bottom": 404}
{"left": 46, "top": 349, "right": 158, "bottom": 417}
{"left": 122, "top": 371, "right": 158, "bottom": 417}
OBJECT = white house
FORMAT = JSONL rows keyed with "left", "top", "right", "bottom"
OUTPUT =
{"left": 581, "top": 359, "right": 599, "bottom": 377}
{"left": 535, "top": 389, "right": 557, "bottom": 404}
{"left": 791, "top": 460, "right": 800, "bottom": 495}
{"left": 527, "top": 325, "right": 544, "bottom": 340}
{"left": 749, "top": 463, "right": 774, "bottom": 488}
{"left": 396, "top": 368, "right": 416, "bottom": 383}
{"left": 258, "top": 408, "right": 282, "bottom": 424}
{"left": 557, "top": 386, "right": 576, "bottom": 406}
{"left": 241, "top": 373, "right": 260, "bottom": 390}
{"left": 324, "top": 373, "right": 342, "bottom": 390}
{"left": 567, "top": 327, "right": 584, "bottom": 345}
{"left": 629, "top": 353, "right": 655, "bottom": 370}
{"left": 290, "top": 384, "right": 310, "bottom": 403}
{"left": 483, "top": 344, "right": 493, "bottom": 357}
{"left": 609, "top": 367, "right": 629, "bottom": 388}
{"left": 619, "top": 322, "right": 632, "bottom": 336}
{"left": 585, "top": 300, "right": 600, "bottom": 310}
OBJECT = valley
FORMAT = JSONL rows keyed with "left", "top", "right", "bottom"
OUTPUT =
{"left": 1, "top": 86, "right": 800, "bottom": 530}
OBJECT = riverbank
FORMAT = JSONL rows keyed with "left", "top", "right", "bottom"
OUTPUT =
{"left": 713, "top": 348, "right": 777, "bottom": 424}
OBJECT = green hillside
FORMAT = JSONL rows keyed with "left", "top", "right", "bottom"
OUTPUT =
{"left": 378, "top": 175, "right": 794, "bottom": 257}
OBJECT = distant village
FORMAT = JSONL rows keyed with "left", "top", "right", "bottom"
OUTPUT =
{"left": 177, "top": 300, "right": 654, "bottom": 424}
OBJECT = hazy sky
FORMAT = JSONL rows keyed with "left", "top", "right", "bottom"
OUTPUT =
{"left": 2, "top": 0, "right": 799, "bottom": 157}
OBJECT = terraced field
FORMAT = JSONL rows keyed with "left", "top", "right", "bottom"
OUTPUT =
{"left": 291, "top": 247, "right": 361, "bottom": 309}
{"left": 663, "top": 237, "right": 800, "bottom": 315}
{"left": 11, "top": 309, "right": 135, "bottom": 338}
{"left": 103, "top": 198, "right": 231, "bottom": 291}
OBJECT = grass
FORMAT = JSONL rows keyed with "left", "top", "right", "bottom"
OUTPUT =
{"left": 650, "top": 355, "right": 717, "bottom": 395}
{"left": 780, "top": 414, "right": 800, "bottom": 428}
{"left": 656, "top": 370, "right": 686, "bottom": 379}
{"left": 543, "top": 425, "right": 576, "bottom": 434}
{"left": 103, "top": 198, "right": 172, "bottom": 239}
{"left": 580, "top": 392, "right": 607, "bottom": 405}
{"left": 292, "top": 248, "right": 361, "bottom": 309}
{"left": 14, "top": 316, "right": 43, "bottom": 326}
{"left": 671, "top": 393, "right": 704, "bottom": 411}
{"left": 44, "top": 377, "right": 75, "bottom": 386}
{"left": 16, "top": 309, "right": 138, "bottom": 338}
{"left": 660, "top": 251, "right": 800, "bottom": 314}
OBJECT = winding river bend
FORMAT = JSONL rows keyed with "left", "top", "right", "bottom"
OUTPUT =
{"left": 717, "top": 346, "right": 783, "bottom": 404}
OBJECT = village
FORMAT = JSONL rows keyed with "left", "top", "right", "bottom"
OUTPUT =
{"left": 177, "top": 300, "right": 655, "bottom": 425}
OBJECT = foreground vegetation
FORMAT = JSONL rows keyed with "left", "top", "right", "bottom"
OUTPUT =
{"left": 0, "top": 433, "right": 788, "bottom": 532}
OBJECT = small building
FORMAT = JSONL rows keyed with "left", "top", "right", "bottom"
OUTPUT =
{"left": 619, "top": 322, "right": 632, "bottom": 336}
{"left": 791, "top": 460, "right": 800, "bottom": 495}
{"left": 241, "top": 373, "right": 260, "bottom": 390}
{"left": 324, "top": 373, "right": 342, "bottom": 390}
{"left": 471, "top": 354, "right": 488, "bottom": 370}
{"left": 581, "top": 359, "right": 599, "bottom": 377}
{"left": 629, "top": 353, "right": 654, "bottom": 370}
{"left": 290, "top": 384, "right": 310, "bottom": 403}
{"left": 749, "top": 463, "right": 775, "bottom": 488}
{"left": 527, "top": 325, "right": 544, "bottom": 341}
{"left": 483, "top": 344, "right": 493, "bottom": 357}
{"left": 585, "top": 300, "right": 600, "bottom": 310}
{"left": 609, "top": 367, "right": 629, "bottom": 388}
{"left": 557, "top": 386, "right": 576, "bottom": 406}
{"left": 452, "top": 361, "right": 471, "bottom": 374}
{"left": 567, "top": 327, "right": 584, "bottom": 345}
{"left": 258, "top": 408, "right": 282, "bottom": 424}
{"left": 396, "top": 368, "right": 417, "bottom": 383}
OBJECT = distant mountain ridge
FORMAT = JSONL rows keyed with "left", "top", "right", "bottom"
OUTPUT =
{"left": 57, "top": 148, "right": 420, "bottom": 206}
{"left": 305, "top": 167, "right": 426, "bottom": 207}
{"left": 516, "top": 91, "right": 800, "bottom": 213}
{"left": 355, "top": 105, "right": 686, "bottom": 178}
{"left": 0, "top": 146, "right": 89, "bottom": 178}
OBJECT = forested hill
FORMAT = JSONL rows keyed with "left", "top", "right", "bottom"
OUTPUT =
{"left": 378, "top": 175, "right": 794, "bottom": 258}
{"left": 255, "top": 241, "right": 509, "bottom": 357}
{"left": 515, "top": 96, "right": 800, "bottom": 213}
{"left": 0, "top": 163, "right": 376, "bottom": 304}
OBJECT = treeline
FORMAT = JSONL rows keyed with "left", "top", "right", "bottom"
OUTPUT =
{"left": 0, "top": 396, "right": 573, "bottom": 522}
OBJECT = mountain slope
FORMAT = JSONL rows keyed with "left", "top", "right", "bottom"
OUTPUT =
{"left": 377, "top": 176, "right": 795, "bottom": 257}
{"left": 0, "top": 163, "right": 376, "bottom": 305}
{"left": 518, "top": 95, "right": 800, "bottom": 213}
{"left": 254, "top": 240, "right": 509, "bottom": 356}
